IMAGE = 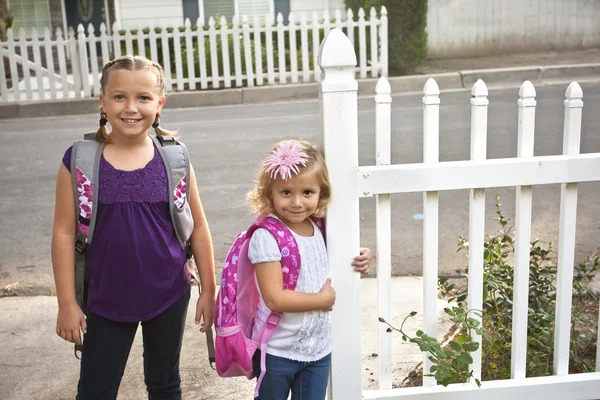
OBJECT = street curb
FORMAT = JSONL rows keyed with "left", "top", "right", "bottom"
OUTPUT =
{"left": 1, "top": 63, "right": 598, "bottom": 119}
{"left": 459, "top": 63, "right": 600, "bottom": 87}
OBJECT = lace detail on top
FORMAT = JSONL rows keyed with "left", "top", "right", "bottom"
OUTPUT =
{"left": 99, "top": 148, "right": 168, "bottom": 204}
{"left": 289, "top": 226, "right": 330, "bottom": 359}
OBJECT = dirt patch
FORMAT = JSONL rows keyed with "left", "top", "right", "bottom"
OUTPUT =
{"left": 1, "top": 281, "right": 55, "bottom": 297}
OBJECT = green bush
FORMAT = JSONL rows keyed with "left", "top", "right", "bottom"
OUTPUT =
{"left": 345, "top": 0, "right": 428, "bottom": 75}
{"left": 439, "top": 195, "right": 599, "bottom": 380}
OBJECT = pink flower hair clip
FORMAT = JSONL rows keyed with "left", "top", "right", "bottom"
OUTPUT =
{"left": 263, "top": 141, "right": 309, "bottom": 181}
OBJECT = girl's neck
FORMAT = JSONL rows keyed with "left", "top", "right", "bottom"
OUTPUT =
{"left": 274, "top": 214, "right": 314, "bottom": 237}
{"left": 108, "top": 131, "right": 151, "bottom": 148}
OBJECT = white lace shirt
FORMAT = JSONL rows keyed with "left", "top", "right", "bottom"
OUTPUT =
{"left": 248, "top": 218, "right": 331, "bottom": 362}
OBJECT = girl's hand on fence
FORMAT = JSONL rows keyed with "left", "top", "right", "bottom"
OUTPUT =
{"left": 195, "top": 292, "right": 215, "bottom": 333}
{"left": 352, "top": 247, "right": 373, "bottom": 274}
{"left": 56, "top": 303, "right": 86, "bottom": 345}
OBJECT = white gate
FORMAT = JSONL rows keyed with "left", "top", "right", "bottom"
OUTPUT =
{"left": 318, "top": 29, "right": 600, "bottom": 399}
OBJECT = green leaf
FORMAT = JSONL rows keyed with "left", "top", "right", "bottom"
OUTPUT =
{"left": 450, "top": 341, "right": 461, "bottom": 351}
{"left": 463, "top": 342, "right": 480, "bottom": 352}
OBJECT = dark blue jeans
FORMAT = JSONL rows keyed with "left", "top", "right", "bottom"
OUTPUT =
{"left": 253, "top": 351, "right": 331, "bottom": 400}
{"left": 76, "top": 286, "right": 190, "bottom": 400}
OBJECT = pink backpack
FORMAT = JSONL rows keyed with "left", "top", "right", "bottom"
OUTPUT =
{"left": 214, "top": 216, "right": 325, "bottom": 396}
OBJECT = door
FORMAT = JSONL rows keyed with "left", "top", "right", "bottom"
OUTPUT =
{"left": 274, "top": 0, "right": 289, "bottom": 23}
{"left": 65, "top": 0, "right": 103, "bottom": 31}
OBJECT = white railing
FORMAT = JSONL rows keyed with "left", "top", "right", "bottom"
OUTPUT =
{"left": 318, "top": 28, "right": 600, "bottom": 399}
{"left": 0, "top": 7, "right": 387, "bottom": 103}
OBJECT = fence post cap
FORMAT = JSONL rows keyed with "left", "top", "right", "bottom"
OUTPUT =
{"left": 471, "top": 79, "right": 488, "bottom": 97}
{"left": 375, "top": 76, "right": 391, "bottom": 94}
{"left": 318, "top": 29, "right": 357, "bottom": 69}
{"left": 423, "top": 78, "right": 440, "bottom": 95}
{"left": 381, "top": 5, "right": 388, "bottom": 15}
{"left": 518, "top": 81, "right": 536, "bottom": 99}
{"left": 565, "top": 82, "right": 583, "bottom": 100}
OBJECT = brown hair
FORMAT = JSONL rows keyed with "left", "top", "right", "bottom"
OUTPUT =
{"left": 247, "top": 139, "right": 331, "bottom": 218}
{"left": 95, "top": 55, "right": 175, "bottom": 143}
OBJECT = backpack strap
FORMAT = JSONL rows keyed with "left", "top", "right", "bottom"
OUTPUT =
{"left": 310, "top": 216, "right": 326, "bottom": 244}
{"left": 70, "top": 133, "right": 103, "bottom": 358}
{"left": 151, "top": 135, "right": 193, "bottom": 256}
{"left": 246, "top": 216, "right": 302, "bottom": 396}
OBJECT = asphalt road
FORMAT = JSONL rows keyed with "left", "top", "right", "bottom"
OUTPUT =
{"left": 1, "top": 79, "right": 599, "bottom": 294}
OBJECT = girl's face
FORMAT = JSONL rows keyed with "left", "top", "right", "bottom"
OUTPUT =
{"left": 270, "top": 170, "right": 321, "bottom": 230}
{"left": 99, "top": 69, "right": 165, "bottom": 140}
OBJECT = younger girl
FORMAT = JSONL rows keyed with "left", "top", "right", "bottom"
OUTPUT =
{"left": 51, "top": 55, "right": 216, "bottom": 399}
{"left": 247, "top": 139, "right": 371, "bottom": 400}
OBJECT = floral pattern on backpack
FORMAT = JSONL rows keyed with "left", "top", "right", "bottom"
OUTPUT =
{"left": 75, "top": 167, "right": 93, "bottom": 237}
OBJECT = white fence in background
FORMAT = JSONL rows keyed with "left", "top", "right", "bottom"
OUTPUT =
{"left": 427, "top": 0, "right": 600, "bottom": 58}
{"left": 0, "top": 7, "right": 387, "bottom": 103}
{"left": 319, "top": 28, "right": 600, "bottom": 399}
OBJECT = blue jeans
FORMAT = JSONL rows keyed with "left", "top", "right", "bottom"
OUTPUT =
{"left": 76, "top": 286, "right": 190, "bottom": 400}
{"left": 253, "top": 351, "right": 331, "bottom": 400}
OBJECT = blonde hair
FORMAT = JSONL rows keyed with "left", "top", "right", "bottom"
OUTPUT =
{"left": 247, "top": 139, "right": 331, "bottom": 218}
{"left": 95, "top": 55, "right": 175, "bottom": 143}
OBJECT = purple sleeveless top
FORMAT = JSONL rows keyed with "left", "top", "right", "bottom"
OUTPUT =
{"left": 63, "top": 145, "right": 190, "bottom": 322}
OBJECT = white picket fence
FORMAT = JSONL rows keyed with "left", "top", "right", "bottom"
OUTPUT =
{"left": 0, "top": 7, "right": 387, "bottom": 103}
{"left": 318, "top": 29, "right": 600, "bottom": 399}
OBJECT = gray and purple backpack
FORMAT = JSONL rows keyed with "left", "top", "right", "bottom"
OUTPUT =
{"left": 214, "top": 215, "right": 325, "bottom": 396}
{"left": 70, "top": 133, "right": 193, "bottom": 355}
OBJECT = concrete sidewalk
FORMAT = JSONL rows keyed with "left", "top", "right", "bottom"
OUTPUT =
{"left": 0, "top": 277, "right": 452, "bottom": 400}
{"left": 1, "top": 48, "right": 599, "bottom": 119}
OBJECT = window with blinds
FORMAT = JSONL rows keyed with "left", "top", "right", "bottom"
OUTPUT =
{"left": 10, "top": 0, "right": 52, "bottom": 36}
{"left": 203, "top": 0, "right": 236, "bottom": 21}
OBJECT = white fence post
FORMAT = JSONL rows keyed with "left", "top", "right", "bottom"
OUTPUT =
{"left": 422, "top": 77, "right": 440, "bottom": 387}
{"left": 18, "top": 28, "right": 32, "bottom": 98}
{"left": 511, "top": 80, "right": 537, "bottom": 380}
{"left": 31, "top": 28, "right": 44, "bottom": 99}
{"left": 300, "top": 13, "right": 310, "bottom": 83}
{"left": 242, "top": 15, "right": 254, "bottom": 87}
{"left": 7, "top": 29, "right": 21, "bottom": 101}
{"left": 220, "top": 16, "right": 231, "bottom": 88}
{"left": 357, "top": 8, "right": 367, "bottom": 78}
{"left": 88, "top": 24, "right": 100, "bottom": 96}
{"left": 184, "top": 19, "right": 196, "bottom": 90}
{"left": 253, "top": 15, "right": 264, "bottom": 86}
{"left": 232, "top": 16, "right": 243, "bottom": 87}
{"left": 77, "top": 25, "right": 90, "bottom": 98}
{"left": 43, "top": 28, "right": 56, "bottom": 99}
{"left": 68, "top": 27, "right": 82, "bottom": 98}
{"left": 380, "top": 6, "right": 388, "bottom": 77}
{"left": 288, "top": 12, "right": 298, "bottom": 84}
{"left": 56, "top": 28, "right": 69, "bottom": 99}
{"left": 173, "top": 25, "right": 184, "bottom": 91}
{"left": 375, "top": 76, "right": 392, "bottom": 390}
{"left": 554, "top": 82, "right": 583, "bottom": 375}
{"left": 467, "top": 79, "right": 489, "bottom": 383}
{"left": 318, "top": 28, "right": 361, "bottom": 400}
{"left": 369, "top": 7, "right": 378, "bottom": 77}
{"left": 159, "top": 24, "right": 172, "bottom": 91}
{"left": 197, "top": 20, "right": 208, "bottom": 90}
{"left": 266, "top": 13, "right": 275, "bottom": 85}
{"left": 276, "top": 13, "right": 286, "bottom": 84}
{"left": 112, "top": 22, "right": 121, "bottom": 58}
{"left": 208, "top": 17, "right": 219, "bottom": 89}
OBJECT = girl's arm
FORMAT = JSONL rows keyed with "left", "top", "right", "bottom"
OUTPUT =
{"left": 188, "top": 165, "right": 217, "bottom": 332}
{"left": 255, "top": 262, "right": 335, "bottom": 313}
{"left": 51, "top": 164, "right": 87, "bottom": 344}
